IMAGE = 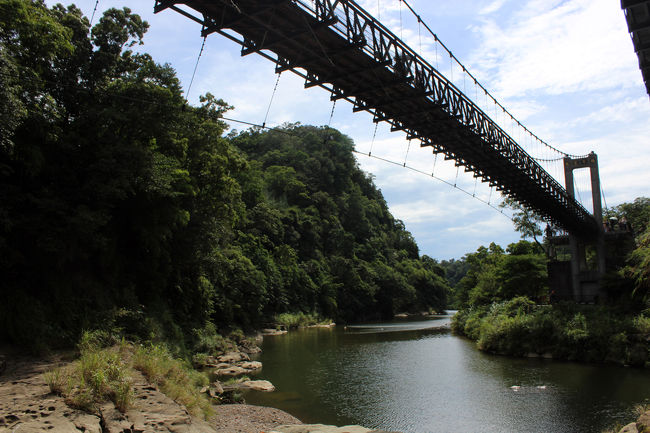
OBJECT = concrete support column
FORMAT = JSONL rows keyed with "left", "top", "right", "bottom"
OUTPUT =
{"left": 563, "top": 152, "right": 605, "bottom": 302}
{"left": 563, "top": 158, "right": 582, "bottom": 301}
{"left": 588, "top": 153, "right": 607, "bottom": 276}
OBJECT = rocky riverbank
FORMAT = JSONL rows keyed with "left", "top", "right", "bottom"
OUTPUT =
{"left": 0, "top": 338, "right": 393, "bottom": 433}
{"left": 0, "top": 352, "right": 301, "bottom": 433}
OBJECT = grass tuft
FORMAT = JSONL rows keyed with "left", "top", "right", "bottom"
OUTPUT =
{"left": 44, "top": 367, "right": 68, "bottom": 396}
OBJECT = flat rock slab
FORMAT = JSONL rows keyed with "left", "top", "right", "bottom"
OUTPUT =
{"left": 0, "top": 355, "right": 215, "bottom": 433}
{"left": 112, "top": 371, "right": 215, "bottom": 433}
{"left": 0, "top": 357, "right": 103, "bottom": 433}
{"left": 222, "top": 380, "right": 276, "bottom": 393}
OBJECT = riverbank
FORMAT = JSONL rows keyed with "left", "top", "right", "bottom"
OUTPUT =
{"left": 0, "top": 351, "right": 303, "bottom": 433}
{"left": 0, "top": 332, "right": 390, "bottom": 433}
{"left": 451, "top": 297, "right": 650, "bottom": 367}
{"left": 0, "top": 352, "right": 394, "bottom": 433}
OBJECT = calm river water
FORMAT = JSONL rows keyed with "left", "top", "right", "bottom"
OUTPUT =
{"left": 245, "top": 313, "right": 650, "bottom": 433}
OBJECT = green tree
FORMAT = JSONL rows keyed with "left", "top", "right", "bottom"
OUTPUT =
{"left": 500, "top": 197, "right": 548, "bottom": 253}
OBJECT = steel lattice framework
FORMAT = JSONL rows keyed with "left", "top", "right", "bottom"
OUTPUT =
{"left": 155, "top": 0, "right": 599, "bottom": 237}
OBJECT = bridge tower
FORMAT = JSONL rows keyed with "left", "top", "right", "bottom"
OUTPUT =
{"left": 561, "top": 152, "right": 606, "bottom": 302}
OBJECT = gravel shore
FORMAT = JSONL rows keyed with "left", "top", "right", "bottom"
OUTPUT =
{"left": 211, "top": 404, "right": 302, "bottom": 433}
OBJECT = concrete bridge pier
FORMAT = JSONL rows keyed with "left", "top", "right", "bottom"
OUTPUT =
{"left": 563, "top": 152, "right": 606, "bottom": 302}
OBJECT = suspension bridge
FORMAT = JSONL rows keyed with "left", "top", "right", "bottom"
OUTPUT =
{"left": 154, "top": 0, "right": 620, "bottom": 300}
{"left": 154, "top": 0, "right": 600, "bottom": 238}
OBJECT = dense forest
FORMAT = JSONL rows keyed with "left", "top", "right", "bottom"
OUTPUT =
{"left": 0, "top": 1, "right": 449, "bottom": 351}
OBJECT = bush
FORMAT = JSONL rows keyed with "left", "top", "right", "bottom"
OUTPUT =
{"left": 45, "top": 341, "right": 134, "bottom": 413}
{"left": 453, "top": 300, "right": 649, "bottom": 365}
{"left": 633, "top": 315, "right": 650, "bottom": 335}
{"left": 273, "top": 312, "right": 330, "bottom": 329}
{"left": 192, "top": 322, "right": 231, "bottom": 355}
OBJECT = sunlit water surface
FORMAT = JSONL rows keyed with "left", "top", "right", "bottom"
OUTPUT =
{"left": 245, "top": 313, "right": 650, "bottom": 433}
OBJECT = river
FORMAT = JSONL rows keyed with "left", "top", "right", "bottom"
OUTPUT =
{"left": 244, "top": 313, "right": 650, "bottom": 433}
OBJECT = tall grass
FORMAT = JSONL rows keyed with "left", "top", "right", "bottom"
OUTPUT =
{"left": 133, "top": 344, "right": 212, "bottom": 418}
{"left": 45, "top": 332, "right": 133, "bottom": 412}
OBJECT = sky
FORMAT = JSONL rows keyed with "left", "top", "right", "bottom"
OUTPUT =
{"left": 47, "top": 0, "right": 650, "bottom": 260}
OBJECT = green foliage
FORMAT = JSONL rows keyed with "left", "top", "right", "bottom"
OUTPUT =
{"left": 191, "top": 322, "right": 231, "bottom": 355}
{"left": 453, "top": 300, "right": 649, "bottom": 366}
{"left": 274, "top": 312, "right": 330, "bottom": 329}
{"left": 605, "top": 197, "right": 650, "bottom": 236}
{"left": 74, "top": 344, "right": 134, "bottom": 412}
{"left": 624, "top": 225, "right": 650, "bottom": 306}
{"left": 44, "top": 367, "right": 68, "bottom": 396}
{"left": 500, "top": 197, "right": 547, "bottom": 252}
{"left": 451, "top": 241, "right": 547, "bottom": 309}
{"left": 45, "top": 340, "right": 134, "bottom": 413}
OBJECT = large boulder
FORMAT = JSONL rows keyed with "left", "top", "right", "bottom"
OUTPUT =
{"left": 240, "top": 361, "right": 263, "bottom": 371}
{"left": 619, "top": 423, "right": 639, "bottom": 433}
{"left": 214, "top": 366, "right": 247, "bottom": 377}
{"left": 241, "top": 380, "right": 275, "bottom": 392}
{"left": 638, "top": 410, "right": 650, "bottom": 433}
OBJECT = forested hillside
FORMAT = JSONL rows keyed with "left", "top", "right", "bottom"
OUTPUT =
{"left": 0, "top": 1, "right": 448, "bottom": 351}
{"left": 446, "top": 206, "right": 650, "bottom": 366}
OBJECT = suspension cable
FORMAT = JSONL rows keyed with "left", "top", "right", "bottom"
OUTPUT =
{"left": 399, "top": 0, "right": 403, "bottom": 40}
{"left": 398, "top": 0, "right": 587, "bottom": 159}
{"left": 262, "top": 72, "right": 282, "bottom": 128}
{"left": 186, "top": 35, "right": 207, "bottom": 102}
{"left": 369, "top": 122, "right": 379, "bottom": 156}
{"left": 403, "top": 138, "right": 411, "bottom": 166}
{"left": 432, "top": 153, "right": 438, "bottom": 176}
{"left": 327, "top": 98, "right": 336, "bottom": 127}
{"left": 89, "top": 0, "right": 100, "bottom": 26}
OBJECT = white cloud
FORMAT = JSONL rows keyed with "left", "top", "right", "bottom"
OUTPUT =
{"left": 480, "top": 0, "right": 509, "bottom": 15}
{"left": 469, "top": 0, "right": 638, "bottom": 98}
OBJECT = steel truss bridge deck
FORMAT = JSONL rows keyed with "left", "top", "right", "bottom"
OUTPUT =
{"left": 155, "top": 0, "right": 599, "bottom": 237}
{"left": 621, "top": 0, "right": 650, "bottom": 96}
